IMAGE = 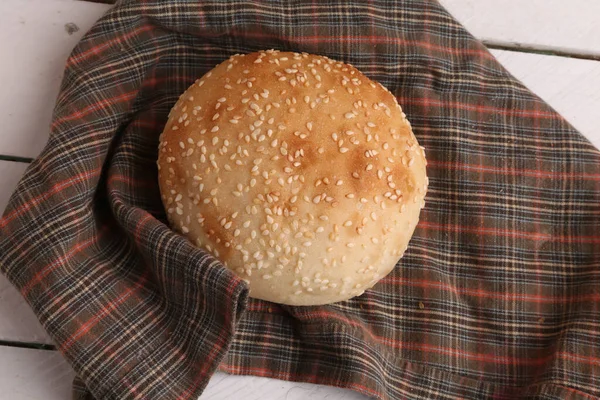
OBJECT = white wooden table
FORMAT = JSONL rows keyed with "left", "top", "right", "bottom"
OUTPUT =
{"left": 1, "top": 1, "right": 599, "bottom": 399}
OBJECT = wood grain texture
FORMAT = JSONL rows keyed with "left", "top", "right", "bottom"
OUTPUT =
{"left": 0, "top": 0, "right": 112, "bottom": 158}
{"left": 0, "top": 274, "right": 52, "bottom": 344}
{"left": 440, "top": 0, "right": 600, "bottom": 56}
{"left": 0, "top": 347, "right": 75, "bottom": 400}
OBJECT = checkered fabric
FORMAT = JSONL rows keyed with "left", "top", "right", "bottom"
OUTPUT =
{"left": 1, "top": 0, "right": 599, "bottom": 399}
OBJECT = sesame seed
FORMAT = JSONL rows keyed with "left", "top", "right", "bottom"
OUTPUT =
{"left": 345, "top": 113, "right": 355, "bottom": 119}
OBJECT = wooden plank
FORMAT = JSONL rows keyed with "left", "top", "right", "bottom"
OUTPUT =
{"left": 203, "top": 372, "right": 367, "bottom": 399}
{"left": 0, "top": 0, "right": 111, "bottom": 159}
{"left": 490, "top": 49, "right": 600, "bottom": 150}
{"left": 0, "top": 274, "right": 52, "bottom": 344}
{"left": 440, "top": 0, "right": 600, "bottom": 56}
{"left": 0, "top": 347, "right": 75, "bottom": 400}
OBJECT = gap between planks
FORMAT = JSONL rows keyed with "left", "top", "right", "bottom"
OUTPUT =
{"left": 0, "top": 339, "right": 56, "bottom": 351}
{"left": 0, "top": 155, "right": 34, "bottom": 163}
{"left": 484, "top": 40, "right": 600, "bottom": 62}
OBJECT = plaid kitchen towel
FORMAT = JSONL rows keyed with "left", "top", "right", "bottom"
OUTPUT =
{"left": 1, "top": 0, "right": 599, "bottom": 399}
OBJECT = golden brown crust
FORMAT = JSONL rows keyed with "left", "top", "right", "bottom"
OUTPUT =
{"left": 157, "top": 50, "right": 427, "bottom": 305}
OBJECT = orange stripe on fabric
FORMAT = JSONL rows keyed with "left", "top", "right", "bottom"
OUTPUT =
{"left": 60, "top": 272, "right": 149, "bottom": 353}
{"left": 67, "top": 25, "right": 155, "bottom": 67}
{"left": 0, "top": 168, "right": 101, "bottom": 229}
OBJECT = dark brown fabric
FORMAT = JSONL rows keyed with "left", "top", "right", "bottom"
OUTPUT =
{"left": 1, "top": 0, "right": 599, "bottom": 399}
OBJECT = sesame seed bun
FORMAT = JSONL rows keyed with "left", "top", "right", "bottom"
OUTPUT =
{"left": 157, "top": 50, "right": 427, "bottom": 306}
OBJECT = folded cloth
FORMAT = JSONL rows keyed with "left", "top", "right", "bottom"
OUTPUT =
{"left": 1, "top": 0, "right": 599, "bottom": 399}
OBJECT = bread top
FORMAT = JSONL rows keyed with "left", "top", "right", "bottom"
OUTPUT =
{"left": 157, "top": 50, "right": 427, "bottom": 305}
